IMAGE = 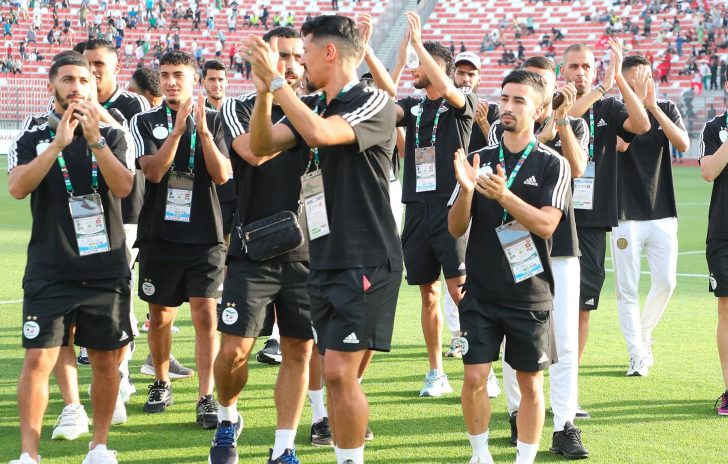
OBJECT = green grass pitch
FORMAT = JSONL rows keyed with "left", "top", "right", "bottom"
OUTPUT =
{"left": 0, "top": 165, "right": 725, "bottom": 463}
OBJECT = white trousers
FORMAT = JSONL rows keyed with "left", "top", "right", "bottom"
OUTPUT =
{"left": 503, "top": 257, "right": 580, "bottom": 431}
{"left": 124, "top": 223, "right": 140, "bottom": 336}
{"left": 611, "top": 218, "right": 678, "bottom": 357}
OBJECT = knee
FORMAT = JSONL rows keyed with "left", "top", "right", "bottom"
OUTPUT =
{"left": 191, "top": 309, "right": 216, "bottom": 333}
{"left": 323, "top": 362, "right": 353, "bottom": 389}
{"left": 23, "top": 349, "right": 56, "bottom": 374}
{"left": 149, "top": 308, "right": 175, "bottom": 330}
{"left": 654, "top": 273, "right": 677, "bottom": 295}
{"left": 517, "top": 375, "right": 543, "bottom": 400}
{"left": 282, "top": 340, "right": 312, "bottom": 366}
{"left": 462, "top": 369, "right": 487, "bottom": 394}
{"left": 218, "top": 341, "right": 250, "bottom": 371}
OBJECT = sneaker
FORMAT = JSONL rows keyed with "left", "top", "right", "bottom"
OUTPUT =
{"left": 486, "top": 370, "right": 501, "bottom": 398}
{"left": 716, "top": 391, "right": 728, "bottom": 416}
{"left": 267, "top": 448, "right": 300, "bottom": 464}
{"left": 549, "top": 421, "right": 589, "bottom": 459}
{"left": 51, "top": 403, "right": 90, "bottom": 440}
{"left": 119, "top": 373, "right": 136, "bottom": 404}
{"left": 144, "top": 380, "right": 173, "bottom": 413}
{"left": 575, "top": 405, "right": 591, "bottom": 419}
{"left": 197, "top": 394, "right": 219, "bottom": 429}
{"left": 82, "top": 445, "right": 118, "bottom": 464}
{"left": 469, "top": 453, "right": 494, "bottom": 464}
{"left": 140, "top": 314, "right": 179, "bottom": 333}
{"left": 310, "top": 417, "right": 333, "bottom": 447}
{"left": 419, "top": 370, "right": 453, "bottom": 397}
{"left": 208, "top": 415, "right": 243, "bottom": 464}
{"left": 9, "top": 453, "right": 40, "bottom": 464}
{"left": 364, "top": 423, "right": 374, "bottom": 441}
{"left": 509, "top": 411, "right": 518, "bottom": 446}
{"left": 140, "top": 354, "right": 195, "bottom": 379}
{"left": 77, "top": 347, "right": 90, "bottom": 365}
{"left": 644, "top": 339, "right": 654, "bottom": 367}
{"left": 256, "top": 339, "right": 282, "bottom": 365}
{"left": 626, "top": 354, "right": 648, "bottom": 376}
{"left": 445, "top": 337, "right": 463, "bottom": 358}
{"left": 111, "top": 395, "right": 127, "bottom": 425}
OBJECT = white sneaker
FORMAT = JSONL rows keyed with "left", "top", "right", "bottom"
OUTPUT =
{"left": 626, "top": 354, "right": 648, "bottom": 377}
{"left": 419, "top": 370, "right": 453, "bottom": 397}
{"left": 486, "top": 370, "right": 501, "bottom": 398}
{"left": 469, "top": 453, "right": 494, "bottom": 464}
{"left": 644, "top": 339, "right": 654, "bottom": 367}
{"left": 118, "top": 373, "right": 136, "bottom": 404}
{"left": 445, "top": 337, "right": 463, "bottom": 358}
{"left": 82, "top": 445, "right": 118, "bottom": 464}
{"left": 8, "top": 453, "right": 40, "bottom": 464}
{"left": 51, "top": 403, "right": 90, "bottom": 440}
{"left": 111, "top": 395, "right": 127, "bottom": 425}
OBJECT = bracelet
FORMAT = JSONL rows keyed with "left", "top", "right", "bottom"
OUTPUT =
{"left": 556, "top": 118, "right": 569, "bottom": 126}
{"left": 595, "top": 84, "right": 607, "bottom": 96}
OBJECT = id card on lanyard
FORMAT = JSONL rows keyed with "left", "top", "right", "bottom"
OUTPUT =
{"left": 163, "top": 104, "right": 197, "bottom": 222}
{"left": 574, "top": 107, "right": 595, "bottom": 210}
{"left": 495, "top": 138, "right": 543, "bottom": 283}
{"left": 301, "top": 96, "right": 331, "bottom": 240}
{"left": 414, "top": 99, "right": 446, "bottom": 192}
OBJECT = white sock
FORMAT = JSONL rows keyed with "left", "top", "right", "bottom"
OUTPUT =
{"left": 467, "top": 431, "right": 489, "bottom": 458}
{"left": 515, "top": 440, "right": 539, "bottom": 464}
{"left": 308, "top": 389, "right": 327, "bottom": 423}
{"left": 271, "top": 429, "right": 296, "bottom": 460}
{"left": 336, "top": 446, "right": 364, "bottom": 464}
{"left": 218, "top": 404, "right": 239, "bottom": 423}
{"left": 270, "top": 323, "right": 280, "bottom": 341}
{"left": 357, "top": 377, "right": 363, "bottom": 384}
{"left": 91, "top": 443, "right": 108, "bottom": 452}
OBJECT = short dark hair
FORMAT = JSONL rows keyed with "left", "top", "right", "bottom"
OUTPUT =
{"left": 49, "top": 51, "right": 90, "bottom": 80}
{"left": 622, "top": 54, "right": 651, "bottom": 72}
{"left": 202, "top": 59, "right": 226, "bottom": 78}
{"left": 72, "top": 41, "right": 87, "bottom": 54}
{"left": 423, "top": 41, "right": 454, "bottom": 76}
{"left": 84, "top": 38, "right": 116, "bottom": 54}
{"left": 501, "top": 70, "right": 546, "bottom": 104}
{"left": 131, "top": 68, "right": 162, "bottom": 97}
{"left": 522, "top": 56, "right": 555, "bottom": 72}
{"left": 262, "top": 26, "right": 299, "bottom": 43}
{"left": 159, "top": 50, "right": 197, "bottom": 69}
{"left": 51, "top": 50, "right": 82, "bottom": 62}
{"left": 300, "top": 15, "right": 362, "bottom": 59}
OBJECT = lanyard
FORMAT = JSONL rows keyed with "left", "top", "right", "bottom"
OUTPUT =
{"left": 100, "top": 88, "right": 118, "bottom": 109}
{"left": 165, "top": 104, "right": 196, "bottom": 173}
{"left": 498, "top": 138, "right": 537, "bottom": 224}
{"left": 306, "top": 84, "right": 355, "bottom": 172}
{"left": 588, "top": 107, "right": 594, "bottom": 160}
{"left": 50, "top": 129, "right": 98, "bottom": 196}
{"left": 415, "top": 98, "right": 447, "bottom": 149}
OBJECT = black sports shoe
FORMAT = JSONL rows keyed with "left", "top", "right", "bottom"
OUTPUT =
{"left": 256, "top": 339, "right": 282, "bottom": 364}
{"left": 310, "top": 417, "right": 333, "bottom": 446}
{"left": 549, "top": 421, "right": 589, "bottom": 459}
{"left": 208, "top": 415, "right": 243, "bottom": 464}
{"left": 509, "top": 411, "right": 518, "bottom": 446}
{"left": 196, "top": 394, "right": 219, "bottom": 429}
{"left": 143, "top": 380, "right": 173, "bottom": 413}
{"left": 364, "top": 423, "right": 374, "bottom": 441}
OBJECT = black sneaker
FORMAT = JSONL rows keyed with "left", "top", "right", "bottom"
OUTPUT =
{"left": 77, "top": 347, "right": 90, "bottom": 365}
{"left": 310, "top": 417, "right": 333, "bottom": 447}
{"left": 256, "top": 339, "right": 282, "bottom": 365}
{"left": 267, "top": 448, "right": 300, "bottom": 464}
{"left": 196, "top": 394, "right": 219, "bottom": 429}
{"left": 509, "top": 411, "right": 518, "bottom": 446}
{"left": 143, "top": 380, "right": 172, "bottom": 413}
{"left": 549, "top": 421, "right": 589, "bottom": 459}
{"left": 364, "top": 423, "right": 374, "bottom": 441}
{"left": 575, "top": 405, "right": 591, "bottom": 419}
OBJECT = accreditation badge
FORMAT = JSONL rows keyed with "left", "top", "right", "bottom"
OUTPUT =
{"left": 415, "top": 146, "right": 436, "bottom": 192}
{"left": 496, "top": 220, "right": 544, "bottom": 284}
{"left": 68, "top": 193, "right": 111, "bottom": 256}
{"left": 573, "top": 161, "right": 595, "bottom": 210}
{"left": 301, "top": 170, "right": 330, "bottom": 240}
{"left": 165, "top": 171, "right": 194, "bottom": 222}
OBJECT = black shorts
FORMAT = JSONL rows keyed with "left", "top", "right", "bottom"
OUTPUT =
{"left": 707, "top": 240, "right": 728, "bottom": 297}
{"left": 220, "top": 200, "right": 236, "bottom": 238}
{"left": 457, "top": 293, "right": 556, "bottom": 372}
{"left": 309, "top": 266, "right": 402, "bottom": 355}
{"left": 218, "top": 256, "right": 312, "bottom": 339}
{"left": 577, "top": 226, "right": 607, "bottom": 311}
{"left": 138, "top": 242, "right": 225, "bottom": 307}
{"left": 401, "top": 200, "right": 467, "bottom": 285}
{"left": 22, "top": 278, "right": 133, "bottom": 350}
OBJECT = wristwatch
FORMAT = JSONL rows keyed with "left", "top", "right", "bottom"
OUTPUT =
{"left": 555, "top": 118, "right": 569, "bottom": 126}
{"left": 269, "top": 76, "right": 286, "bottom": 94}
{"left": 88, "top": 136, "right": 107, "bottom": 150}
{"left": 595, "top": 84, "right": 607, "bottom": 96}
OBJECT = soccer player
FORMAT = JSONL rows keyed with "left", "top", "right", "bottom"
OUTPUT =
{"left": 210, "top": 26, "right": 315, "bottom": 464}
{"left": 8, "top": 51, "right": 134, "bottom": 464}
{"left": 612, "top": 55, "right": 689, "bottom": 376}
{"left": 490, "top": 57, "right": 589, "bottom": 458}
{"left": 128, "top": 68, "right": 164, "bottom": 108}
{"left": 244, "top": 14, "right": 402, "bottom": 464}
{"left": 130, "top": 51, "right": 231, "bottom": 427}
{"left": 698, "top": 78, "right": 728, "bottom": 415}
{"left": 562, "top": 40, "right": 650, "bottom": 383}
{"left": 395, "top": 12, "right": 477, "bottom": 397}
{"left": 448, "top": 69, "right": 571, "bottom": 464}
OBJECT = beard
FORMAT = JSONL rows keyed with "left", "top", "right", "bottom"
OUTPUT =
{"left": 413, "top": 75, "right": 429, "bottom": 90}
{"left": 54, "top": 89, "right": 84, "bottom": 110}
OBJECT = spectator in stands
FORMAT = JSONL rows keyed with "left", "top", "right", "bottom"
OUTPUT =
{"left": 517, "top": 41, "right": 525, "bottom": 60}
{"left": 526, "top": 16, "right": 534, "bottom": 34}
{"left": 3, "top": 20, "right": 12, "bottom": 37}
{"left": 304, "top": 13, "right": 312, "bottom": 23}
{"left": 552, "top": 27, "right": 564, "bottom": 41}
{"left": 286, "top": 12, "right": 294, "bottom": 27}
{"left": 700, "top": 61, "right": 711, "bottom": 89}
{"left": 331, "top": 0, "right": 338, "bottom": 11}
{"left": 449, "top": 40, "right": 455, "bottom": 55}
{"left": 691, "top": 68, "right": 703, "bottom": 95}
{"left": 643, "top": 15, "right": 652, "bottom": 36}
{"left": 25, "top": 27, "right": 35, "bottom": 45}
{"left": 260, "top": 5, "right": 269, "bottom": 30}
{"left": 460, "top": 41, "right": 466, "bottom": 53}
{"left": 710, "top": 57, "right": 719, "bottom": 90}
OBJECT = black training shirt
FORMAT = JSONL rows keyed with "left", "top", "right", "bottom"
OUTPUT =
{"left": 469, "top": 101, "right": 500, "bottom": 153}
{"left": 700, "top": 111, "right": 728, "bottom": 241}
{"left": 617, "top": 100, "right": 683, "bottom": 221}
{"left": 8, "top": 123, "right": 132, "bottom": 281}
{"left": 448, "top": 142, "right": 571, "bottom": 310}
{"left": 221, "top": 92, "right": 317, "bottom": 262}
{"left": 281, "top": 83, "right": 403, "bottom": 271}
{"left": 207, "top": 98, "right": 237, "bottom": 206}
{"left": 397, "top": 91, "right": 477, "bottom": 202}
{"left": 130, "top": 102, "right": 229, "bottom": 246}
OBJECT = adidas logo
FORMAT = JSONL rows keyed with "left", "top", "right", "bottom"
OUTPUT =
{"left": 343, "top": 332, "right": 360, "bottom": 344}
{"left": 120, "top": 330, "right": 129, "bottom": 342}
{"left": 597, "top": 118, "right": 607, "bottom": 127}
{"left": 585, "top": 298, "right": 595, "bottom": 306}
{"left": 523, "top": 176, "right": 539, "bottom": 187}
{"left": 458, "top": 262, "right": 466, "bottom": 271}
{"left": 657, "top": 125, "right": 663, "bottom": 131}
{"left": 555, "top": 140, "right": 562, "bottom": 147}
{"left": 538, "top": 353, "right": 549, "bottom": 363}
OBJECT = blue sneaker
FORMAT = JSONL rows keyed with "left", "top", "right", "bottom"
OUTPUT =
{"left": 267, "top": 448, "right": 300, "bottom": 464}
{"left": 208, "top": 415, "right": 243, "bottom": 464}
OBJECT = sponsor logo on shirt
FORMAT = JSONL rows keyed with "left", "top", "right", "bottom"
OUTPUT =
{"left": 142, "top": 278, "right": 156, "bottom": 296}
{"left": 523, "top": 176, "right": 539, "bottom": 187}
{"left": 221, "top": 303, "right": 238, "bottom": 325}
{"left": 597, "top": 118, "right": 608, "bottom": 128}
{"left": 23, "top": 316, "right": 40, "bottom": 340}
{"left": 343, "top": 332, "right": 360, "bottom": 344}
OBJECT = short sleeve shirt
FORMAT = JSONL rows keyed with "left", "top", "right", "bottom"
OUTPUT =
{"left": 700, "top": 111, "right": 728, "bottom": 241}
{"left": 8, "top": 123, "right": 132, "bottom": 281}
{"left": 130, "top": 102, "right": 229, "bottom": 245}
{"left": 397, "top": 92, "right": 477, "bottom": 203}
{"left": 469, "top": 102, "right": 500, "bottom": 153}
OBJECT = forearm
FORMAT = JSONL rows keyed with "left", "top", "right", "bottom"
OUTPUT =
{"left": 364, "top": 50, "right": 397, "bottom": 98}
{"left": 498, "top": 191, "right": 559, "bottom": 239}
{"left": 390, "top": 60, "right": 406, "bottom": 89}
{"left": 648, "top": 105, "right": 690, "bottom": 152}
{"left": 700, "top": 143, "right": 728, "bottom": 182}
{"left": 616, "top": 75, "right": 650, "bottom": 134}
{"left": 232, "top": 134, "right": 279, "bottom": 166}
{"left": 448, "top": 190, "right": 473, "bottom": 238}
{"left": 274, "top": 85, "right": 345, "bottom": 147}
{"left": 93, "top": 145, "right": 133, "bottom": 198}
{"left": 411, "top": 41, "right": 463, "bottom": 107}
{"left": 141, "top": 131, "right": 182, "bottom": 182}
{"left": 568, "top": 88, "right": 603, "bottom": 118}
{"left": 7, "top": 146, "right": 59, "bottom": 199}
{"left": 249, "top": 91, "right": 277, "bottom": 156}
{"left": 558, "top": 125, "right": 587, "bottom": 177}
{"left": 199, "top": 132, "right": 231, "bottom": 184}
